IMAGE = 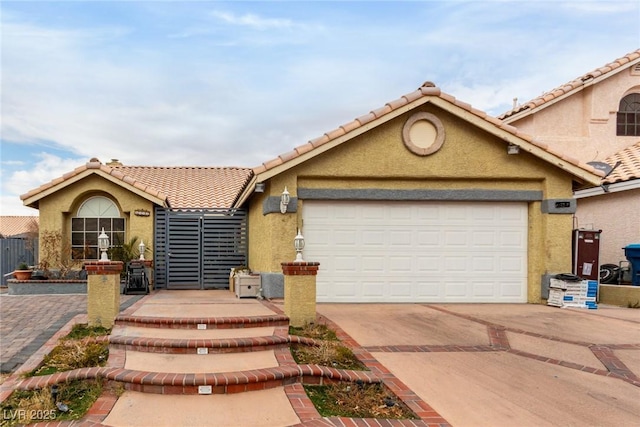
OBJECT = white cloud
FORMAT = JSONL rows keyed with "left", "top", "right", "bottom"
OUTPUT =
{"left": 1, "top": 0, "right": 638, "bottom": 219}
{"left": 210, "top": 10, "right": 296, "bottom": 30}
{"left": 2, "top": 153, "right": 85, "bottom": 216}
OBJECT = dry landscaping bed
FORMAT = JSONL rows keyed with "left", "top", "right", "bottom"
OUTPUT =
{"left": 0, "top": 324, "right": 110, "bottom": 426}
{"left": 289, "top": 323, "right": 417, "bottom": 420}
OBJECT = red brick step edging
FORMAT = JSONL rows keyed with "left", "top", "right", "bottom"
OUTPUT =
{"left": 14, "top": 364, "right": 381, "bottom": 395}
{"left": 114, "top": 313, "right": 289, "bottom": 329}
{"left": 108, "top": 333, "right": 318, "bottom": 354}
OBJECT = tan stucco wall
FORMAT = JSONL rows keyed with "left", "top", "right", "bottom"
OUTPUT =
{"left": 36, "top": 175, "right": 156, "bottom": 267}
{"left": 508, "top": 68, "right": 640, "bottom": 163}
{"left": 575, "top": 188, "right": 640, "bottom": 264}
{"left": 247, "top": 106, "right": 579, "bottom": 303}
{"left": 599, "top": 284, "right": 640, "bottom": 307}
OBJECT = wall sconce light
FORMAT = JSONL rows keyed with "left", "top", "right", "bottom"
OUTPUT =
{"left": 294, "top": 229, "right": 305, "bottom": 262}
{"left": 98, "top": 227, "right": 110, "bottom": 261}
{"left": 139, "top": 240, "right": 146, "bottom": 260}
{"left": 280, "top": 187, "right": 290, "bottom": 214}
{"left": 507, "top": 144, "right": 520, "bottom": 155}
{"left": 255, "top": 182, "right": 265, "bottom": 193}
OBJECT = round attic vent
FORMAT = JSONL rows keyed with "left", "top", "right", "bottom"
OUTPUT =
{"left": 402, "top": 112, "right": 445, "bottom": 156}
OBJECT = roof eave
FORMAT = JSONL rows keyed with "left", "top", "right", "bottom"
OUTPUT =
{"left": 21, "top": 169, "right": 168, "bottom": 208}
{"left": 574, "top": 178, "right": 640, "bottom": 199}
{"left": 503, "top": 56, "right": 640, "bottom": 123}
{"left": 245, "top": 96, "right": 434, "bottom": 195}
{"left": 428, "top": 97, "right": 604, "bottom": 187}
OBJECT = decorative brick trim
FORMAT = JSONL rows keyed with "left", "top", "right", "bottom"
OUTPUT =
{"left": 317, "top": 314, "right": 451, "bottom": 425}
{"left": 15, "top": 365, "right": 382, "bottom": 395}
{"left": 114, "top": 314, "right": 289, "bottom": 329}
{"left": 108, "top": 335, "right": 292, "bottom": 354}
{"left": 281, "top": 262, "right": 320, "bottom": 276}
{"left": 84, "top": 261, "right": 124, "bottom": 275}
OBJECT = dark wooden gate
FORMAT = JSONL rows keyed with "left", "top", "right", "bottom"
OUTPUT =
{"left": 154, "top": 208, "right": 247, "bottom": 289}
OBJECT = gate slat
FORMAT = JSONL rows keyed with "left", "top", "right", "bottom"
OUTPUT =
{"left": 154, "top": 208, "right": 247, "bottom": 290}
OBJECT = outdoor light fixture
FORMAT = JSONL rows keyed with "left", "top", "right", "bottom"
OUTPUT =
{"left": 98, "top": 227, "right": 110, "bottom": 261}
{"left": 294, "top": 229, "right": 305, "bottom": 262}
{"left": 280, "top": 187, "right": 290, "bottom": 214}
{"left": 139, "top": 240, "right": 146, "bottom": 260}
{"left": 255, "top": 182, "right": 265, "bottom": 193}
{"left": 507, "top": 144, "right": 520, "bottom": 155}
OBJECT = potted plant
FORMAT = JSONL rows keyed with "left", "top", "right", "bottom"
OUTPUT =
{"left": 14, "top": 262, "right": 33, "bottom": 280}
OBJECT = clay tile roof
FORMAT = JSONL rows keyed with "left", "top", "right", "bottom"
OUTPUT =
{"left": 602, "top": 141, "right": 640, "bottom": 185}
{"left": 499, "top": 49, "right": 640, "bottom": 120}
{"left": 113, "top": 166, "right": 253, "bottom": 208}
{"left": 0, "top": 216, "right": 38, "bottom": 238}
{"left": 251, "top": 83, "right": 603, "bottom": 181}
{"left": 21, "top": 160, "right": 253, "bottom": 209}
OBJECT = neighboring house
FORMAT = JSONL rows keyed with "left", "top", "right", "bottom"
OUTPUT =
{"left": 0, "top": 216, "right": 39, "bottom": 286}
{"left": 499, "top": 49, "right": 640, "bottom": 264}
{"left": 0, "top": 216, "right": 38, "bottom": 239}
{"left": 21, "top": 83, "right": 603, "bottom": 303}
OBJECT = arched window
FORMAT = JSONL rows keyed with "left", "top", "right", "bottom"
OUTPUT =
{"left": 617, "top": 93, "right": 640, "bottom": 136}
{"left": 71, "top": 196, "right": 125, "bottom": 259}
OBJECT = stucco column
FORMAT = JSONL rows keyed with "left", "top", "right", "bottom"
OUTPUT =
{"left": 281, "top": 262, "right": 320, "bottom": 328}
{"left": 85, "top": 261, "right": 123, "bottom": 328}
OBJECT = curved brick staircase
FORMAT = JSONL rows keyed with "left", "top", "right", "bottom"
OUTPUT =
{"left": 12, "top": 293, "right": 448, "bottom": 426}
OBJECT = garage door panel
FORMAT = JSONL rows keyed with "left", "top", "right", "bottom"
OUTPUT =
{"left": 389, "top": 256, "right": 412, "bottom": 271}
{"left": 362, "top": 256, "right": 385, "bottom": 272}
{"left": 362, "top": 281, "right": 384, "bottom": 297}
{"left": 362, "top": 230, "right": 385, "bottom": 245}
{"left": 472, "top": 256, "right": 495, "bottom": 271}
{"left": 445, "top": 281, "right": 468, "bottom": 297}
{"left": 333, "top": 256, "right": 359, "bottom": 272}
{"left": 390, "top": 230, "right": 413, "bottom": 246}
{"left": 445, "top": 230, "right": 469, "bottom": 246}
{"left": 304, "top": 201, "right": 527, "bottom": 303}
{"left": 415, "top": 281, "right": 442, "bottom": 297}
{"left": 500, "top": 256, "right": 526, "bottom": 272}
{"left": 472, "top": 231, "right": 496, "bottom": 246}
{"left": 472, "top": 281, "right": 496, "bottom": 297}
{"left": 500, "top": 231, "right": 526, "bottom": 246}
{"left": 389, "top": 281, "right": 413, "bottom": 297}
{"left": 388, "top": 205, "right": 413, "bottom": 220}
{"left": 417, "top": 231, "right": 440, "bottom": 246}
{"left": 500, "top": 281, "right": 525, "bottom": 297}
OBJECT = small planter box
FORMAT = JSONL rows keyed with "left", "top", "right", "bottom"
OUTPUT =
{"left": 234, "top": 275, "right": 260, "bottom": 298}
{"left": 7, "top": 279, "right": 88, "bottom": 295}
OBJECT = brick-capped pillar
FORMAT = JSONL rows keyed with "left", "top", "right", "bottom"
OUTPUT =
{"left": 281, "top": 262, "right": 320, "bottom": 328}
{"left": 85, "top": 261, "right": 124, "bottom": 328}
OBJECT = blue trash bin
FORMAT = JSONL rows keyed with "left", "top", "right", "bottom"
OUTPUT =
{"left": 623, "top": 244, "right": 640, "bottom": 286}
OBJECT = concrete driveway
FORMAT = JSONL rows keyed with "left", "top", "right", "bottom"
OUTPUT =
{"left": 317, "top": 303, "right": 640, "bottom": 427}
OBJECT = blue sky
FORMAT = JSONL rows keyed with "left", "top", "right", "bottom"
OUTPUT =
{"left": 1, "top": 0, "right": 639, "bottom": 215}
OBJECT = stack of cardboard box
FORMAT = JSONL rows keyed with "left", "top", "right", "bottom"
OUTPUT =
{"left": 548, "top": 278, "right": 598, "bottom": 309}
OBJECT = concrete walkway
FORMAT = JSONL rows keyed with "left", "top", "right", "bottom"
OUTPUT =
{"left": 3, "top": 290, "right": 639, "bottom": 426}
{"left": 316, "top": 303, "right": 640, "bottom": 427}
{"left": 102, "top": 291, "right": 301, "bottom": 427}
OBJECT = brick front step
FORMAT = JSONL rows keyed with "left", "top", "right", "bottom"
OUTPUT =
{"left": 109, "top": 334, "right": 294, "bottom": 354}
{"left": 114, "top": 314, "right": 289, "bottom": 329}
{"left": 14, "top": 365, "right": 380, "bottom": 395}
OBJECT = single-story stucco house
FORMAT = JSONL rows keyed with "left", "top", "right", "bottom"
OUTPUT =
{"left": 21, "top": 82, "right": 604, "bottom": 304}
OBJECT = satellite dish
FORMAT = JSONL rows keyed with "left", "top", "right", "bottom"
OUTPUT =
{"left": 587, "top": 161, "right": 613, "bottom": 175}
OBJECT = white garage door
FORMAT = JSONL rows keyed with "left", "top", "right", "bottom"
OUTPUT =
{"left": 303, "top": 200, "right": 528, "bottom": 303}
